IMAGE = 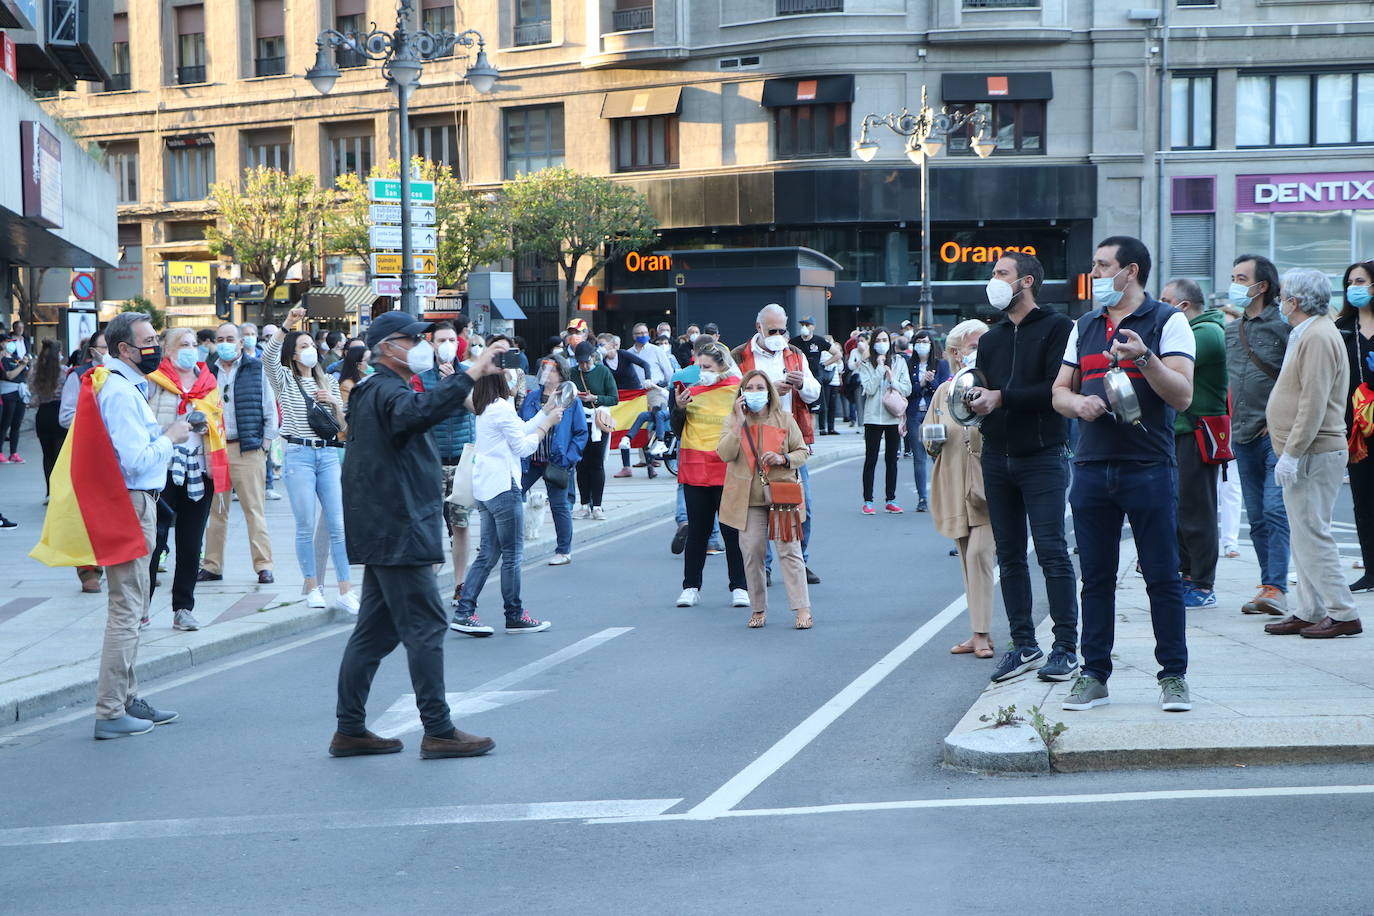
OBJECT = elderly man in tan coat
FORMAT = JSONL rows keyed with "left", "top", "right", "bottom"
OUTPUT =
{"left": 1263, "top": 268, "right": 1363, "bottom": 638}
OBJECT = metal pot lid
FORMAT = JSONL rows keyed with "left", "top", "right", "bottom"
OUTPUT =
{"left": 948, "top": 367, "right": 988, "bottom": 427}
{"left": 554, "top": 380, "right": 579, "bottom": 409}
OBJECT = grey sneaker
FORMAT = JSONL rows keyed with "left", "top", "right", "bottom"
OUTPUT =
{"left": 172, "top": 609, "right": 201, "bottom": 631}
{"left": 1159, "top": 676, "right": 1192, "bottom": 712}
{"left": 126, "top": 697, "right": 179, "bottom": 725}
{"left": 94, "top": 713, "right": 155, "bottom": 740}
{"left": 1062, "top": 674, "right": 1110, "bottom": 711}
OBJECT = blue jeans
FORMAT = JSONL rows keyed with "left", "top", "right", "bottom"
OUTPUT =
{"left": 521, "top": 464, "right": 573, "bottom": 556}
{"left": 282, "top": 444, "right": 349, "bottom": 583}
{"left": 1234, "top": 434, "right": 1290, "bottom": 590}
{"left": 627, "top": 408, "right": 667, "bottom": 444}
{"left": 1070, "top": 461, "right": 1187, "bottom": 684}
{"left": 983, "top": 449, "right": 1078, "bottom": 651}
{"left": 766, "top": 464, "right": 812, "bottom": 570}
{"left": 904, "top": 419, "right": 930, "bottom": 502}
{"left": 456, "top": 485, "right": 524, "bottom": 619}
{"left": 676, "top": 483, "right": 721, "bottom": 544}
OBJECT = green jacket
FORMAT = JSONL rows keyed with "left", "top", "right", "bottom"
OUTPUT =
{"left": 570, "top": 362, "right": 619, "bottom": 407}
{"left": 1175, "top": 308, "right": 1229, "bottom": 436}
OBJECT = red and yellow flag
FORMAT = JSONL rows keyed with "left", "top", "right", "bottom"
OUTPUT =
{"left": 146, "top": 359, "right": 230, "bottom": 493}
{"left": 607, "top": 388, "right": 653, "bottom": 450}
{"left": 677, "top": 379, "right": 740, "bottom": 486}
{"left": 30, "top": 368, "right": 149, "bottom": 568}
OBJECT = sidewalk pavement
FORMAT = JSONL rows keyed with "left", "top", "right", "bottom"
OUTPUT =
{"left": 0, "top": 425, "right": 864, "bottom": 726}
{"left": 944, "top": 529, "right": 1374, "bottom": 773}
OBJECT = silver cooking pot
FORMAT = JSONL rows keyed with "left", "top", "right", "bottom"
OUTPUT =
{"left": 947, "top": 367, "right": 988, "bottom": 428}
{"left": 1101, "top": 354, "right": 1143, "bottom": 427}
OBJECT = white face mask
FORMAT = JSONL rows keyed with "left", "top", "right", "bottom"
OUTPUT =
{"left": 436, "top": 341, "right": 458, "bottom": 364}
{"left": 801, "top": 326, "right": 813, "bottom": 338}
{"left": 962, "top": 350, "right": 977, "bottom": 368}
{"left": 986, "top": 277, "right": 1018, "bottom": 310}
{"left": 873, "top": 340, "right": 890, "bottom": 355}
{"left": 406, "top": 339, "right": 435, "bottom": 374}
{"left": 470, "top": 345, "right": 484, "bottom": 358}
{"left": 698, "top": 369, "right": 719, "bottom": 386}
{"left": 915, "top": 342, "right": 931, "bottom": 357}
{"left": 688, "top": 333, "right": 699, "bottom": 342}
{"left": 763, "top": 333, "right": 787, "bottom": 353}
{"left": 297, "top": 347, "right": 319, "bottom": 369}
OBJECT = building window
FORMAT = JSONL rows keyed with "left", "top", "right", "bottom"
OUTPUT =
{"left": 962, "top": 0, "right": 1039, "bottom": 7}
{"left": 514, "top": 0, "right": 552, "bottom": 47}
{"left": 105, "top": 13, "right": 131, "bottom": 91}
{"left": 327, "top": 126, "right": 374, "bottom": 182}
{"left": 255, "top": 37, "right": 286, "bottom": 76}
{"left": 335, "top": 12, "right": 367, "bottom": 68}
{"left": 421, "top": 0, "right": 455, "bottom": 57}
{"left": 253, "top": 0, "right": 286, "bottom": 76}
{"left": 947, "top": 101, "right": 1045, "bottom": 155}
{"left": 774, "top": 103, "right": 850, "bottom": 160}
{"left": 1170, "top": 73, "right": 1213, "bottom": 149}
{"left": 242, "top": 129, "right": 293, "bottom": 173}
{"left": 611, "top": 2, "right": 653, "bottom": 32}
{"left": 504, "top": 104, "right": 564, "bottom": 178}
{"left": 175, "top": 5, "right": 207, "bottom": 84}
{"left": 613, "top": 115, "right": 679, "bottom": 172}
{"left": 1170, "top": 213, "right": 1215, "bottom": 284}
{"left": 1236, "top": 210, "right": 1374, "bottom": 298}
{"left": 1236, "top": 71, "right": 1374, "bottom": 148}
{"left": 105, "top": 144, "right": 139, "bottom": 203}
{"left": 166, "top": 137, "right": 216, "bottom": 201}
{"left": 411, "top": 118, "right": 463, "bottom": 176}
{"left": 167, "top": 221, "right": 215, "bottom": 242}
{"left": 777, "top": 0, "right": 843, "bottom": 13}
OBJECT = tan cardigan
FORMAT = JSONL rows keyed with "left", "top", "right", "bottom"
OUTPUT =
{"left": 716, "top": 408, "right": 808, "bottom": 532}
{"left": 928, "top": 379, "right": 988, "bottom": 541}
{"left": 1266, "top": 314, "right": 1349, "bottom": 457}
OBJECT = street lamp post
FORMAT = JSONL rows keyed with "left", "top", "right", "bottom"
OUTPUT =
{"left": 304, "top": 0, "right": 499, "bottom": 317}
{"left": 854, "top": 87, "right": 996, "bottom": 329}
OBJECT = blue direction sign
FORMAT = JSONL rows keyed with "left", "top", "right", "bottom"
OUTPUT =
{"left": 367, "top": 178, "right": 435, "bottom": 204}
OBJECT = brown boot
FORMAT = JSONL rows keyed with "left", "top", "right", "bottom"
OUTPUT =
{"left": 329, "top": 730, "right": 404, "bottom": 757}
{"left": 77, "top": 566, "right": 102, "bottom": 594}
{"left": 420, "top": 728, "right": 495, "bottom": 759}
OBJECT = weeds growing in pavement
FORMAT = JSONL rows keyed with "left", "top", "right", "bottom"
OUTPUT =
{"left": 980, "top": 705, "right": 1023, "bottom": 728}
{"left": 1029, "top": 705, "right": 1068, "bottom": 751}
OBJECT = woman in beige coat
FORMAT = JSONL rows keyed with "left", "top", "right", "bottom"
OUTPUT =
{"left": 927, "top": 320, "right": 994, "bottom": 658}
{"left": 717, "top": 369, "right": 812, "bottom": 629}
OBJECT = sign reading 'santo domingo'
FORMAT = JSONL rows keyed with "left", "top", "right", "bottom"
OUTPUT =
{"left": 1237, "top": 171, "right": 1374, "bottom": 213}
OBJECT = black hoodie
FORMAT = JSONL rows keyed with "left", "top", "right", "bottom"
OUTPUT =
{"left": 974, "top": 306, "right": 1072, "bottom": 457}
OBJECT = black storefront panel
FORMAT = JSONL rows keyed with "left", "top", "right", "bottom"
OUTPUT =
{"left": 930, "top": 226, "right": 1070, "bottom": 282}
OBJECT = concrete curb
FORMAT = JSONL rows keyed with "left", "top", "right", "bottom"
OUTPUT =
{"left": 943, "top": 722, "right": 1050, "bottom": 773}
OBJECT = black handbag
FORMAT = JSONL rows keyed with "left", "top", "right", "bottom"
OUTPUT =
{"left": 294, "top": 375, "right": 341, "bottom": 441}
{"left": 542, "top": 462, "right": 571, "bottom": 489}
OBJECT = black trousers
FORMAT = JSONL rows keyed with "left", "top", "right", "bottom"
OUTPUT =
{"left": 0, "top": 391, "right": 24, "bottom": 454}
{"left": 862, "top": 423, "right": 901, "bottom": 502}
{"left": 149, "top": 474, "right": 213, "bottom": 612}
{"left": 1350, "top": 448, "right": 1374, "bottom": 571}
{"left": 577, "top": 436, "right": 607, "bottom": 507}
{"left": 682, "top": 483, "right": 745, "bottom": 591}
{"left": 818, "top": 385, "right": 839, "bottom": 433}
{"left": 336, "top": 564, "right": 453, "bottom": 738}
{"left": 1175, "top": 433, "right": 1221, "bottom": 590}
{"left": 34, "top": 401, "right": 66, "bottom": 494}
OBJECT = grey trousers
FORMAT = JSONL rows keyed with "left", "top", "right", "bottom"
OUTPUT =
{"left": 1283, "top": 450, "right": 1358, "bottom": 623}
{"left": 335, "top": 564, "right": 454, "bottom": 737}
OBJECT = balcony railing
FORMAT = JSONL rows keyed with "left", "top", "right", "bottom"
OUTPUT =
{"left": 514, "top": 19, "right": 552, "bottom": 46}
{"left": 777, "top": 0, "right": 842, "bottom": 13}
{"left": 611, "top": 5, "right": 653, "bottom": 31}
{"left": 962, "top": 0, "right": 1040, "bottom": 7}
{"left": 103, "top": 72, "right": 131, "bottom": 91}
{"left": 176, "top": 64, "right": 206, "bottom": 84}
{"left": 337, "top": 46, "right": 367, "bottom": 69}
{"left": 254, "top": 56, "right": 286, "bottom": 77}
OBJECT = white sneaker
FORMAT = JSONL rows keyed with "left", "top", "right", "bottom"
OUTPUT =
{"left": 548, "top": 553, "right": 571, "bottom": 566}
{"left": 572, "top": 505, "right": 591, "bottom": 520}
{"left": 676, "top": 587, "right": 699, "bottom": 607}
{"left": 265, "top": 489, "right": 282, "bottom": 501}
{"left": 648, "top": 440, "right": 668, "bottom": 458}
{"left": 306, "top": 587, "right": 327, "bottom": 609}
{"left": 732, "top": 588, "right": 750, "bottom": 608}
{"left": 336, "top": 591, "right": 359, "bottom": 615}
{"left": 591, "top": 507, "right": 607, "bottom": 521}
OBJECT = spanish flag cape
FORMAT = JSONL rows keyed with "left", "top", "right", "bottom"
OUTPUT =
{"left": 145, "top": 358, "right": 231, "bottom": 493}
{"left": 30, "top": 367, "right": 151, "bottom": 567}
{"left": 676, "top": 377, "right": 741, "bottom": 487}
{"left": 607, "top": 389, "right": 654, "bottom": 450}
{"left": 1350, "top": 383, "right": 1374, "bottom": 463}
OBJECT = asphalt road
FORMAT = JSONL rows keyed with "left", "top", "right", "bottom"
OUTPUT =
{"left": 3, "top": 451, "right": 1373, "bottom": 914}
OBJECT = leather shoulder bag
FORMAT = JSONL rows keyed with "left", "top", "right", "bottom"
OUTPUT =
{"left": 293, "top": 374, "right": 342, "bottom": 442}
{"left": 742, "top": 421, "right": 804, "bottom": 542}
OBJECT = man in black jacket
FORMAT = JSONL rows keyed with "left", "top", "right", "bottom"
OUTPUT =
{"left": 330, "top": 311, "right": 508, "bottom": 761}
{"left": 968, "top": 253, "right": 1080, "bottom": 684}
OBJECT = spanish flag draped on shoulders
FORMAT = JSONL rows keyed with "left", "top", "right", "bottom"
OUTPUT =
{"left": 31, "top": 366, "right": 155, "bottom": 567}
{"left": 673, "top": 374, "right": 741, "bottom": 486}
{"left": 145, "top": 357, "right": 231, "bottom": 493}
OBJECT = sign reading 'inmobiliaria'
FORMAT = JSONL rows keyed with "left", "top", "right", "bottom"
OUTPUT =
{"left": 1237, "top": 171, "right": 1374, "bottom": 213}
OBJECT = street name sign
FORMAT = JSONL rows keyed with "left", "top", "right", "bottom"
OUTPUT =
{"left": 368, "top": 204, "right": 436, "bottom": 225}
{"left": 373, "top": 277, "right": 439, "bottom": 297}
{"left": 371, "top": 253, "right": 437, "bottom": 275}
{"left": 369, "top": 225, "right": 437, "bottom": 251}
{"left": 367, "top": 178, "right": 435, "bottom": 203}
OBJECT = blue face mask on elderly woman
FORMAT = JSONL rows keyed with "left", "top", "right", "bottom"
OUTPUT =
{"left": 174, "top": 346, "right": 198, "bottom": 370}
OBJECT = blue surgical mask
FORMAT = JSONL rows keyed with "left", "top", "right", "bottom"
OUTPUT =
{"left": 1228, "top": 281, "right": 1259, "bottom": 309}
{"left": 3, "top": 341, "right": 15, "bottom": 354}
{"left": 197, "top": 345, "right": 210, "bottom": 362}
{"left": 1092, "top": 269, "right": 1126, "bottom": 308}
{"left": 743, "top": 390, "right": 769, "bottom": 413}
{"left": 215, "top": 342, "right": 239, "bottom": 362}
{"left": 175, "top": 347, "right": 198, "bottom": 370}
{"left": 242, "top": 335, "right": 258, "bottom": 351}
{"left": 634, "top": 334, "right": 650, "bottom": 346}
{"left": 1347, "top": 285, "right": 1372, "bottom": 309}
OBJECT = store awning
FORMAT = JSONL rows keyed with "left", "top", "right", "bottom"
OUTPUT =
{"left": 761, "top": 75, "right": 854, "bottom": 108}
{"left": 305, "top": 285, "right": 378, "bottom": 314}
{"left": 601, "top": 86, "right": 682, "bottom": 119}
{"left": 471, "top": 296, "right": 526, "bottom": 320}
{"left": 941, "top": 72, "right": 1054, "bottom": 102}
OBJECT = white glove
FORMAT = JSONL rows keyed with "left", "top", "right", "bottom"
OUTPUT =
{"left": 1274, "top": 453, "right": 1300, "bottom": 488}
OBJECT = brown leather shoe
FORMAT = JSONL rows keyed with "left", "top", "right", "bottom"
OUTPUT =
{"left": 420, "top": 729, "right": 495, "bottom": 759}
{"left": 1263, "top": 615, "right": 1315, "bottom": 635}
{"left": 329, "top": 730, "right": 404, "bottom": 757}
{"left": 1299, "top": 616, "right": 1363, "bottom": 639}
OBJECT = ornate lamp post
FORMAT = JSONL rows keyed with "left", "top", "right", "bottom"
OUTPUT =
{"left": 854, "top": 87, "right": 995, "bottom": 329}
{"left": 305, "top": 0, "right": 499, "bottom": 316}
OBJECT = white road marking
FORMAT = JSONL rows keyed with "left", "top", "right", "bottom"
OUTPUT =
{"left": 0, "top": 799, "right": 684, "bottom": 848}
{"left": 370, "top": 690, "right": 553, "bottom": 738}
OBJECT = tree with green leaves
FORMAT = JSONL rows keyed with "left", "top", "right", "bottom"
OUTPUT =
{"left": 205, "top": 167, "right": 333, "bottom": 316}
{"left": 119, "top": 295, "right": 164, "bottom": 331}
{"left": 325, "top": 159, "right": 511, "bottom": 291}
{"left": 505, "top": 166, "right": 659, "bottom": 319}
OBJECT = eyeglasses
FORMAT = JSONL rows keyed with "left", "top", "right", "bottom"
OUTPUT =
{"left": 764, "top": 328, "right": 789, "bottom": 336}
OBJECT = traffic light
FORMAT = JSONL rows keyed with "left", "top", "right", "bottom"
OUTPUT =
{"left": 215, "top": 277, "right": 259, "bottom": 320}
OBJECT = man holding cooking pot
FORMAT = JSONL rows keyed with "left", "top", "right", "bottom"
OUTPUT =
{"left": 1051, "top": 236, "right": 1196, "bottom": 714}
